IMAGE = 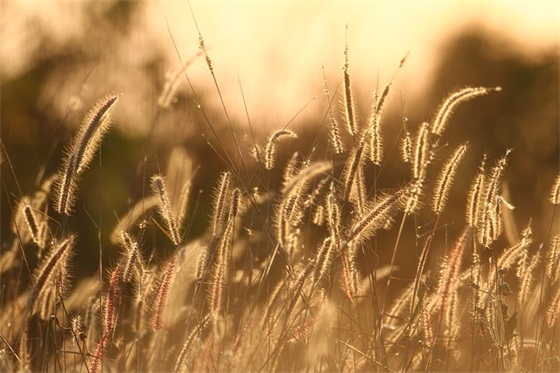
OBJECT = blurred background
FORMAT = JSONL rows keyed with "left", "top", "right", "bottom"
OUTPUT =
{"left": 1, "top": 1, "right": 559, "bottom": 274}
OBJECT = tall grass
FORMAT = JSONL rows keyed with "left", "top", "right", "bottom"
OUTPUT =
{"left": 1, "top": 33, "right": 559, "bottom": 373}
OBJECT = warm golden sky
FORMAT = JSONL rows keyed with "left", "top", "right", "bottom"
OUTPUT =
{"left": 1, "top": 1, "right": 558, "bottom": 129}
{"left": 156, "top": 1, "right": 558, "bottom": 124}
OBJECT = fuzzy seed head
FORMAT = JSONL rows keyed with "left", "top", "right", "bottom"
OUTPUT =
{"left": 342, "top": 46, "right": 357, "bottom": 137}
{"left": 322, "top": 68, "right": 344, "bottom": 154}
{"left": 546, "top": 235, "right": 560, "bottom": 282}
{"left": 54, "top": 95, "right": 118, "bottom": 215}
{"left": 265, "top": 129, "right": 297, "bottom": 170}
{"left": 211, "top": 171, "right": 232, "bottom": 236}
{"left": 432, "top": 144, "right": 468, "bottom": 215}
{"left": 401, "top": 130, "right": 412, "bottom": 163}
{"left": 550, "top": 174, "right": 560, "bottom": 204}
{"left": 151, "top": 175, "right": 181, "bottom": 246}
{"left": 432, "top": 86, "right": 501, "bottom": 136}
{"left": 412, "top": 122, "right": 431, "bottom": 180}
{"left": 466, "top": 156, "right": 486, "bottom": 227}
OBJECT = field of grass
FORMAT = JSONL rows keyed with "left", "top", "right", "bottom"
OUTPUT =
{"left": 1, "top": 23, "right": 559, "bottom": 373}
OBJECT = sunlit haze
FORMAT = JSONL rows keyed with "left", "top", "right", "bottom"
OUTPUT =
{"left": 1, "top": 1, "right": 558, "bottom": 131}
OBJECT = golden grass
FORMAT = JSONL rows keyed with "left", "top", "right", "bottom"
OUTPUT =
{"left": 1, "top": 38, "right": 559, "bottom": 373}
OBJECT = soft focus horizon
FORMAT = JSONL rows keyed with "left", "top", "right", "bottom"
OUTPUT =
{"left": 159, "top": 1, "right": 559, "bottom": 124}
{"left": 1, "top": 1, "right": 558, "bottom": 132}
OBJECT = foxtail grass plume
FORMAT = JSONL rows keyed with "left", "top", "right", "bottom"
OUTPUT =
{"left": 550, "top": 174, "right": 560, "bottom": 204}
{"left": 466, "top": 155, "right": 486, "bottom": 227}
{"left": 198, "top": 34, "right": 214, "bottom": 74}
{"left": 546, "top": 286, "right": 560, "bottom": 327}
{"left": 229, "top": 188, "right": 241, "bottom": 219}
{"left": 322, "top": 67, "right": 344, "bottom": 154}
{"left": 404, "top": 177, "right": 425, "bottom": 215}
{"left": 119, "top": 231, "right": 143, "bottom": 283}
{"left": 312, "top": 236, "right": 336, "bottom": 286}
{"left": 341, "top": 146, "right": 364, "bottom": 202}
{"left": 151, "top": 175, "right": 181, "bottom": 246}
{"left": 54, "top": 95, "right": 118, "bottom": 215}
{"left": 342, "top": 45, "right": 357, "bottom": 137}
{"left": 401, "top": 128, "right": 412, "bottom": 164}
{"left": 346, "top": 187, "right": 406, "bottom": 245}
{"left": 412, "top": 122, "right": 431, "bottom": 180}
{"left": 431, "top": 86, "right": 501, "bottom": 136}
{"left": 341, "top": 249, "right": 359, "bottom": 301}
{"left": 264, "top": 129, "right": 298, "bottom": 170}
{"left": 478, "top": 151, "right": 511, "bottom": 248}
{"left": 23, "top": 204, "right": 39, "bottom": 245}
{"left": 326, "top": 183, "right": 341, "bottom": 244}
{"left": 211, "top": 171, "right": 232, "bottom": 236}
{"left": 31, "top": 235, "right": 75, "bottom": 315}
{"left": 432, "top": 143, "right": 468, "bottom": 215}
{"left": 546, "top": 235, "right": 560, "bottom": 283}
{"left": 367, "top": 82, "right": 391, "bottom": 165}
{"left": 518, "top": 250, "right": 540, "bottom": 305}
{"left": 151, "top": 256, "right": 176, "bottom": 330}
